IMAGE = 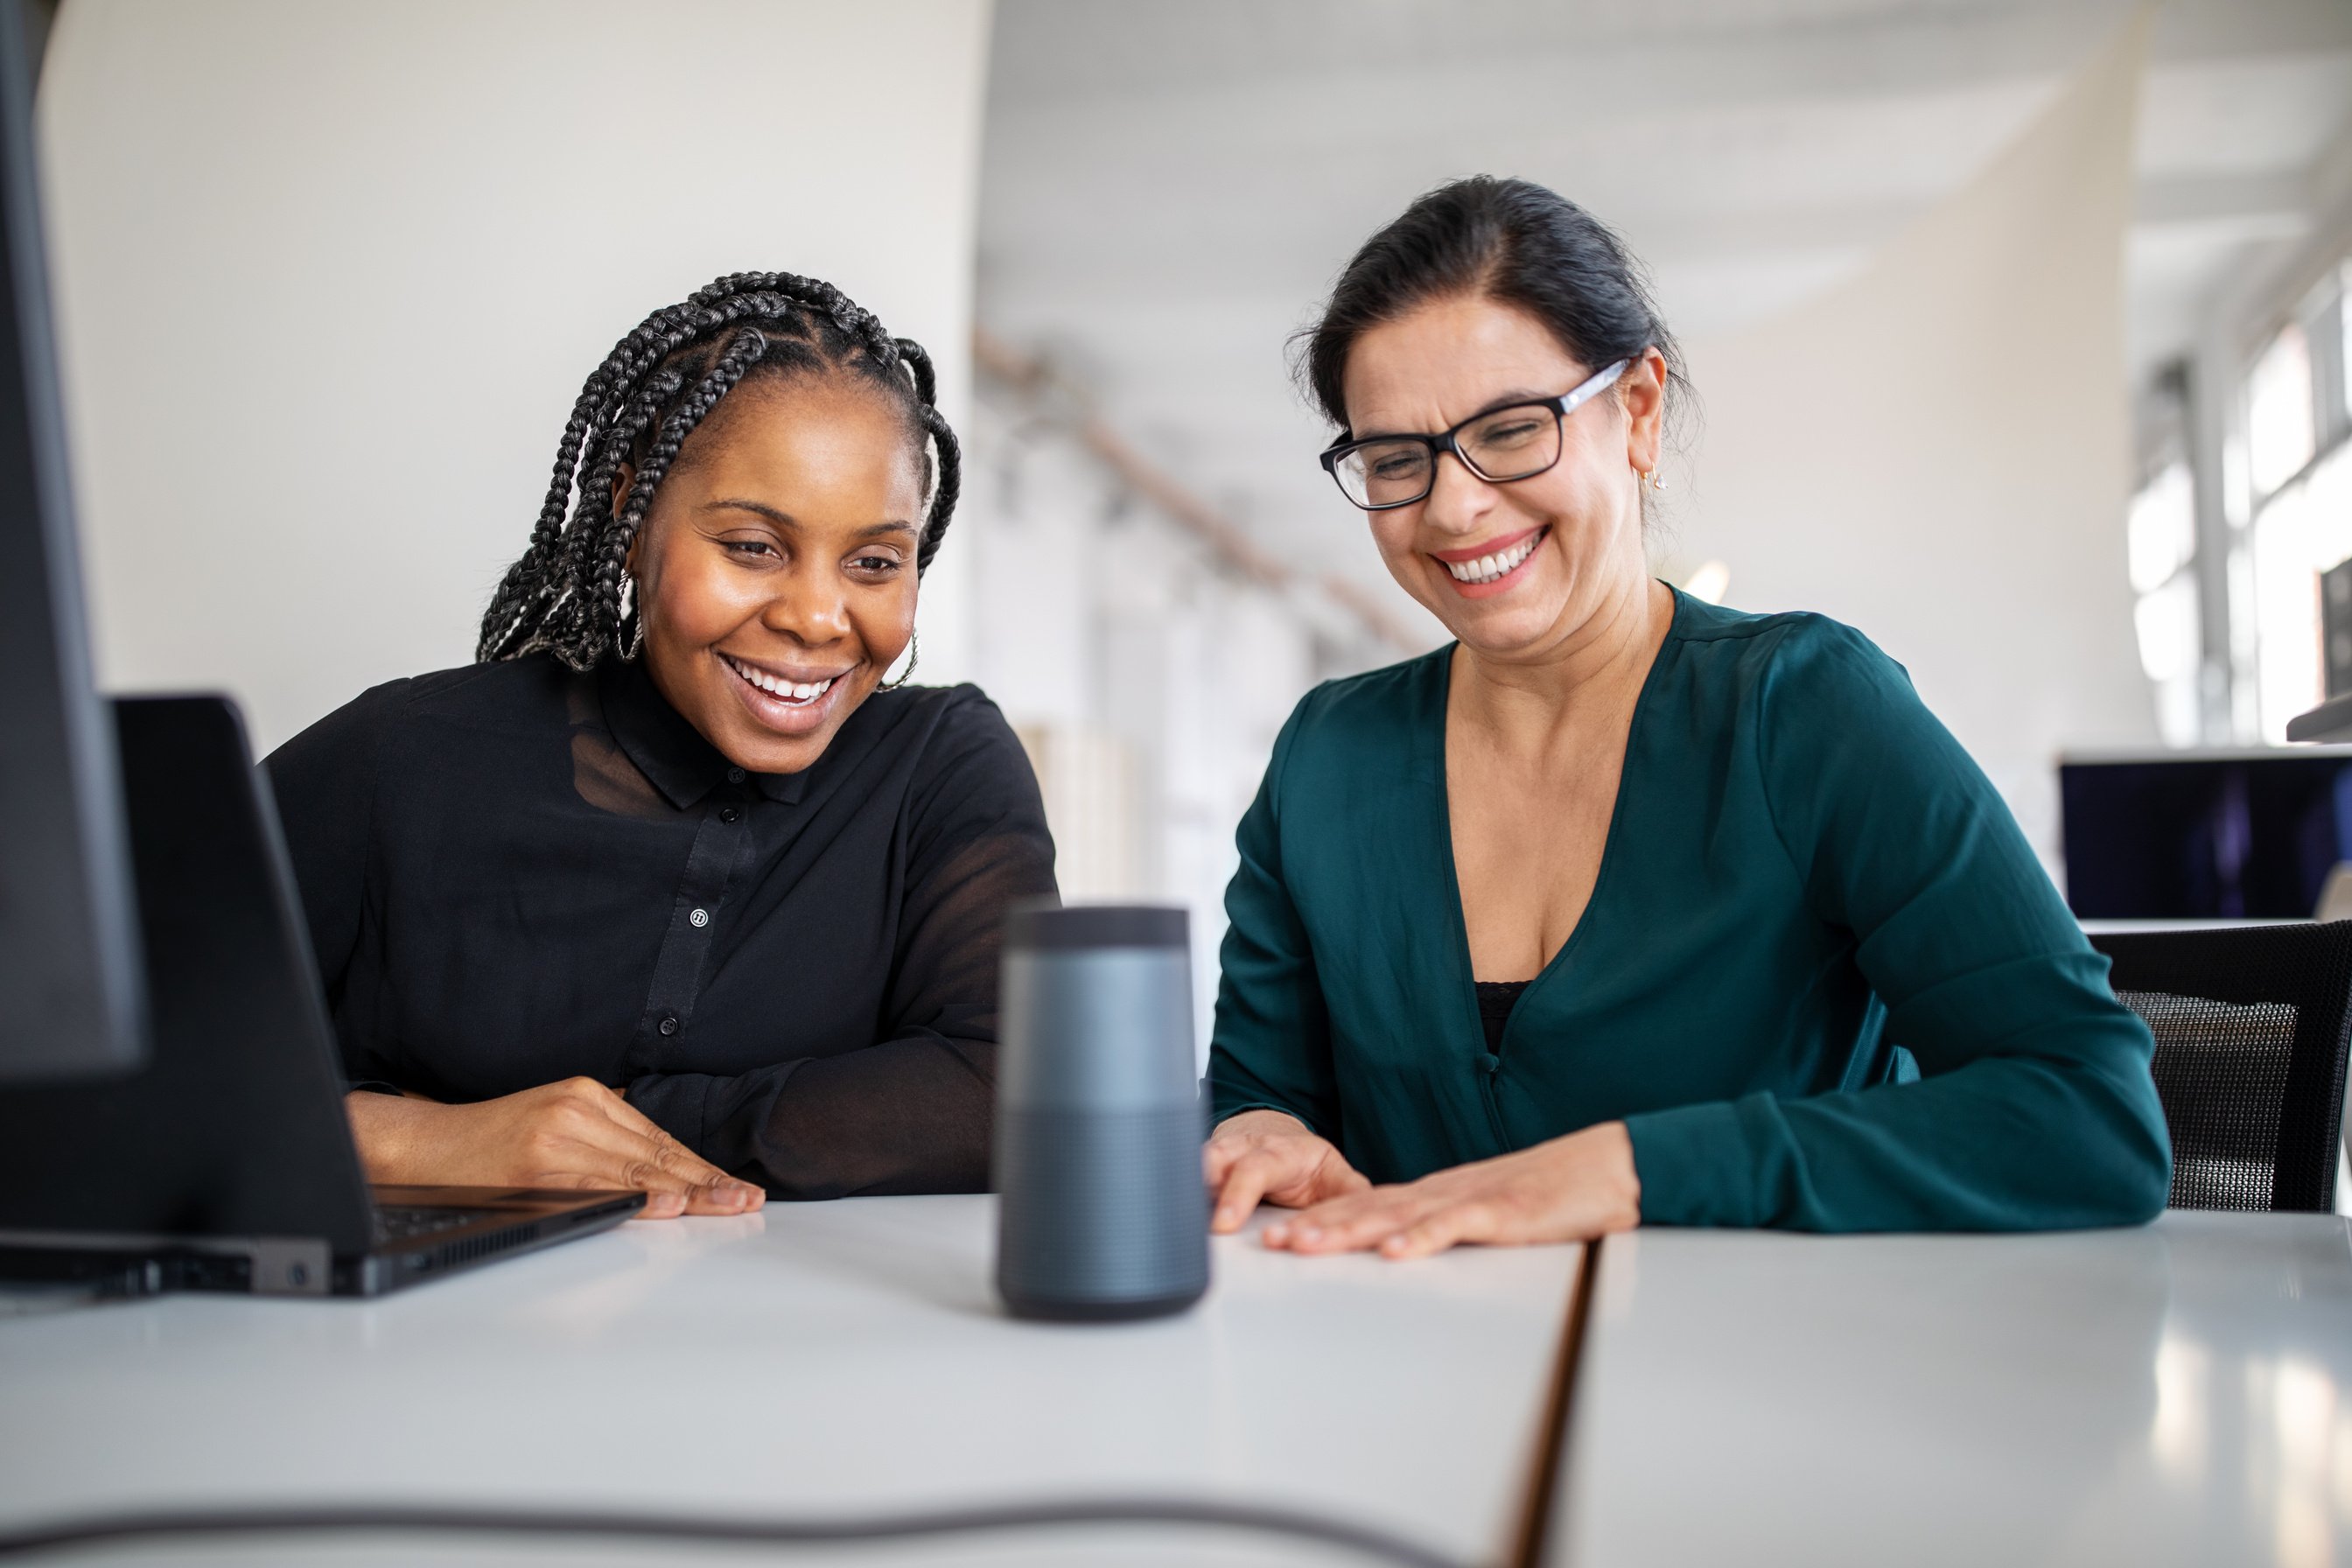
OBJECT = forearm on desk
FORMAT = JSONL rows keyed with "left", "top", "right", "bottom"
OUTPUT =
{"left": 628, "top": 1029, "right": 996, "bottom": 1200}
{"left": 1625, "top": 1026, "right": 2170, "bottom": 1232}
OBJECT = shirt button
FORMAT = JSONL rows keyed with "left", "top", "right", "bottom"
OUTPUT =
{"left": 718, "top": 806, "right": 741, "bottom": 824}
{"left": 725, "top": 766, "right": 746, "bottom": 784}
{"left": 689, "top": 907, "right": 710, "bottom": 928}
{"left": 658, "top": 1013, "right": 679, "bottom": 1037}
{"left": 1480, "top": 1053, "right": 1502, "bottom": 1074}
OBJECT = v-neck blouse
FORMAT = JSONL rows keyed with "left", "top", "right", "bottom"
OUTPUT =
{"left": 1207, "top": 592, "right": 2171, "bottom": 1231}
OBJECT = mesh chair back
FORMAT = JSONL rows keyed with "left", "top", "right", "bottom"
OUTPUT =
{"left": 2089, "top": 921, "right": 2352, "bottom": 1213}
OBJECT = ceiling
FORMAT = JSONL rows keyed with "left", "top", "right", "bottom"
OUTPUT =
{"left": 976, "top": 0, "right": 2352, "bottom": 590}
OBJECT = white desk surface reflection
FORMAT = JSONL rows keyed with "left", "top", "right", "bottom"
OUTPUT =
{"left": 1551, "top": 1212, "right": 2352, "bottom": 1568}
{"left": 0, "top": 1194, "right": 1577, "bottom": 1568}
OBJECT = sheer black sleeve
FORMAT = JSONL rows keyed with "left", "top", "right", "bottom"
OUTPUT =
{"left": 626, "top": 692, "right": 1058, "bottom": 1196}
{"left": 261, "top": 679, "right": 409, "bottom": 1090}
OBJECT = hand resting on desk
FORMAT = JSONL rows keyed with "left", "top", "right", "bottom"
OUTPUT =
{"left": 1203, "top": 1109, "right": 1370, "bottom": 1234}
{"left": 1241, "top": 1119, "right": 1641, "bottom": 1260}
{"left": 344, "top": 1078, "right": 766, "bottom": 1219}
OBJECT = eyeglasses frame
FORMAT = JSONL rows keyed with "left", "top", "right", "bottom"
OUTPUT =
{"left": 1316, "top": 357, "right": 1634, "bottom": 511}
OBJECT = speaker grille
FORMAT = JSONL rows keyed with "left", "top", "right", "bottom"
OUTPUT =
{"left": 996, "top": 1104, "right": 1208, "bottom": 1310}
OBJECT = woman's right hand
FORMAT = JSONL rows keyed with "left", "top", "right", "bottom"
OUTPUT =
{"left": 344, "top": 1078, "right": 765, "bottom": 1219}
{"left": 1204, "top": 1109, "right": 1369, "bottom": 1235}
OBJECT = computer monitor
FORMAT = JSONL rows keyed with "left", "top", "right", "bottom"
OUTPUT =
{"left": 2059, "top": 749, "right": 2352, "bottom": 921}
{"left": 0, "top": 0, "right": 145, "bottom": 1081}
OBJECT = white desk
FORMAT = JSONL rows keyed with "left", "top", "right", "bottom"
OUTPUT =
{"left": 13, "top": 1202, "right": 2346, "bottom": 1567}
{"left": 1549, "top": 1212, "right": 2352, "bottom": 1568}
{"left": 0, "top": 1195, "right": 1581, "bottom": 1567}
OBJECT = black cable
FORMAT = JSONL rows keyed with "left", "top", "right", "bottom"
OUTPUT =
{"left": 0, "top": 1497, "right": 1477, "bottom": 1566}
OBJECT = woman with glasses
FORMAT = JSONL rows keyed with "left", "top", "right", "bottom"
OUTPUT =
{"left": 1202, "top": 178, "right": 2169, "bottom": 1255}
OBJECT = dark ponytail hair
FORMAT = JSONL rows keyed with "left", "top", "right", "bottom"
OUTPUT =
{"left": 477, "top": 271, "right": 960, "bottom": 670}
{"left": 1299, "top": 177, "right": 1689, "bottom": 449}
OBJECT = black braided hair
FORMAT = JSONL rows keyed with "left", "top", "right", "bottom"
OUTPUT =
{"left": 478, "top": 271, "right": 962, "bottom": 669}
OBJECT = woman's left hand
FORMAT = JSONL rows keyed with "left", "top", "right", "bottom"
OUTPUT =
{"left": 1263, "top": 1121, "right": 1642, "bottom": 1259}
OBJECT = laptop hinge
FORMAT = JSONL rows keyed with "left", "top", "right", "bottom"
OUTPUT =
{"left": 0, "top": 1228, "right": 332, "bottom": 1295}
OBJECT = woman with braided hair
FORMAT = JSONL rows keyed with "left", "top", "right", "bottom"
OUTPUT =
{"left": 264, "top": 273, "right": 1056, "bottom": 1214}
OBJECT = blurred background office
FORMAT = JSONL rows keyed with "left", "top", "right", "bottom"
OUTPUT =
{"left": 30, "top": 0, "right": 2352, "bottom": 1054}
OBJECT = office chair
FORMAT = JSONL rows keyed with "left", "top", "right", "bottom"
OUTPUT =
{"left": 2088, "top": 921, "right": 2352, "bottom": 1213}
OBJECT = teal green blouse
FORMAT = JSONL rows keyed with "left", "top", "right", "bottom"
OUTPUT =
{"left": 1207, "top": 592, "right": 2171, "bottom": 1231}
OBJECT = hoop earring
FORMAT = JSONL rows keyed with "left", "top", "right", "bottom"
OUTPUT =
{"left": 878, "top": 631, "right": 919, "bottom": 692}
{"left": 617, "top": 575, "right": 645, "bottom": 662}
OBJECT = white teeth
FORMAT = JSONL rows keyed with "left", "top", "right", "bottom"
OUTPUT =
{"left": 725, "top": 656, "right": 834, "bottom": 704}
{"left": 1443, "top": 532, "right": 1542, "bottom": 584}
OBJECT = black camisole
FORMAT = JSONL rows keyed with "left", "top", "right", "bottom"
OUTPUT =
{"left": 1475, "top": 980, "right": 1530, "bottom": 1053}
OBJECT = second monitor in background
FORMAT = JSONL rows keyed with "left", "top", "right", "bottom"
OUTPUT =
{"left": 2061, "top": 749, "right": 2352, "bottom": 921}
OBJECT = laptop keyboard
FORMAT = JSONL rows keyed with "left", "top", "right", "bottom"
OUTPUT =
{"left": 372, "top": 1205, "right": 480, "bottom": 1243}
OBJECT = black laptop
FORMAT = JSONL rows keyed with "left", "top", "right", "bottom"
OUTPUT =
{"left": 0, "top": 695, "right": 642, "bottom": 1296}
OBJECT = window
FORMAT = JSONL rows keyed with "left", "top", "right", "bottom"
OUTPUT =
{"left": 2246, "top": 265, "right": 2352, "bottom": 741}
{"left": 2251, "top": 442, "right": 2352, "bottom": 738}
{"left": 2129, "top": 460, "right": 2201, "bottom": 746}
{"left": 2248, "top": 323, "right": 2315, "bottom": 501}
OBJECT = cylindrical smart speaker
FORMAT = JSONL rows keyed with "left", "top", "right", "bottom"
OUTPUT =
{"left": 994, "top": 903, "right": 1208, "bottom": 1321}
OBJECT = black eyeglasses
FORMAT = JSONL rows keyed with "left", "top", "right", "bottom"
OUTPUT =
{"left": 1317, "top": 359, "right": 1631, "bottom": 511}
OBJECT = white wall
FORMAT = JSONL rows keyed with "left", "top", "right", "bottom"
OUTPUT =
{"left": 1670, "top": 15, "right": 2157, "bottom": 863}
{"left": 38, "top": 0, "right": 992, "bottom": 752}
{"left": 960, "top": 387, "right": 1341, "bottom": 1067}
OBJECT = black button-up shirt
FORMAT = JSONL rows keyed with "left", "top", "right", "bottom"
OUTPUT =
{"left": 263, "top": 654, "right": 1056, "bottom": 1197}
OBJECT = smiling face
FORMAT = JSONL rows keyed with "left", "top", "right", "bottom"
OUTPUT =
{"left": 626, "top": 373, "right": 926, "bottom": 775}
{"left": 1340, "top": 293, "right": 1666, "bottom": 662}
